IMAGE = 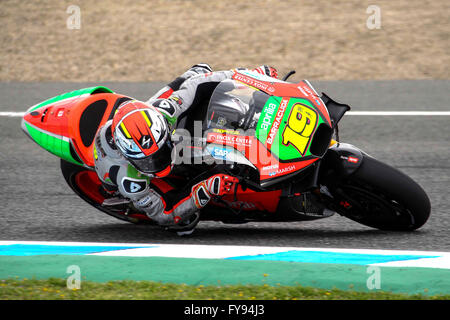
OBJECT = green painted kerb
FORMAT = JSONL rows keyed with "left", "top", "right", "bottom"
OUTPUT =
{"left": 0, "top": 255, "right": 449, "bottom": 296}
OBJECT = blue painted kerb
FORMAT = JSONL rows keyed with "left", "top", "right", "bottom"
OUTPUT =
{"left": 0, "top": 244, "right": 153, "bottom": 256}
{"left": 227, "top": 250, "right": 439, "bottom": 265}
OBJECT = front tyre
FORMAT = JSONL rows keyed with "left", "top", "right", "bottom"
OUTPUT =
{"left": 60, "top": 159, "right": 153, "bottom": 225}
{"left": 327, "top": 156, "right": 431, "bottom": 231}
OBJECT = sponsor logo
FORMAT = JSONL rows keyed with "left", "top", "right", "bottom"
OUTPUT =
{"left": 168, "top": 96, "right": 183, "bottom": 105}
{"left": 261, "top": 163, "right": 279, "bottom": 171}
{"left": 340, "top": 155, "right": 360, "bottom": 164}
{"left": 212, "top": 128, "right": 240, "bottom": 135}
{"left": 260, "top": 103, "right": 277, "bottom": 131}
{"left": 122, "top": 178, "right": 147, "bottom": 194}
{"left": 297, "top": 83, "right": 315, "bottom": 97}
{"left": 140, "top": 135, "right": 152, "bottom": 149}
{"left": 208, "top": 133, "right": 253, "bottom": 148}
{"left": 297, "top": 86, "right": 308, "bottom": 96}
{"left": 348, "top": 156, "right": 359, "bottom": 163}
{"left": 136, "top": 194, "right": 152, "bottom": 207}
{"left": 217, "top": 116, "right": 227, "bottom": 127}
{"left": 153, "top": 99, "right": 176, "bottom": 117}
{"left": 268, "top": 165, "right": 296, "bottom": 177}
{"left": 211, "top": 147, "right": 229, "bottom": 160}
{"left": 193, "top": 184, "right": 210, "bottom": 208}
{"left": 266, "top": 98, "right": 289, "bottom": 147}
{"left": 233, "top": 73, "right": 270, "bottom": 92}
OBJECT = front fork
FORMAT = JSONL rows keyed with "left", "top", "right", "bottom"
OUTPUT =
{"left": 315, "top": 141, "right": 368, "bottom": 212}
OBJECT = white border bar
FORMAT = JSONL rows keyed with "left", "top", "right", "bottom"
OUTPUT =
{"left": 3, "top": 111, "right": 450, "bottom": 118}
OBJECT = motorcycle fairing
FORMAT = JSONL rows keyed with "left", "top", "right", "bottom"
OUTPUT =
{"left": 319, "top": 93, "right": 351, "bottom": 128}
{"left": 232, "top": 71, "right": 332, "bottom": 125}
{"left": 322, "top": 143, "right": 364, "bottom": 177}
{"left": 22, "top": 87, "right": 132, "bottom": 168}
{"left": 204, "top": 76, "right": 333, "bottom": 186}
{"left": 255, "top": 96, "right": 331, "bottom": 161}
{"left": 210, "top": 185, "right": 282, "bottom": 212}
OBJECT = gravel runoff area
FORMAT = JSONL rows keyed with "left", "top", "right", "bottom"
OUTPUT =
{"left": 1, "top": 0, "right": 448, "bottom": 82}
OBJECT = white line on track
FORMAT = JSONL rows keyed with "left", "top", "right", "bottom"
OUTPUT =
{"left": 2, "top": 111, "right": 450, "bottom": 117}
{"left": 1, "top": 241, "right": 450, "bottom": 268}
{"left": 0, "top": 112, "right": 25, "bottom": 117}
{"left": 347, "top": 111, "right": 450, "bottom": 116}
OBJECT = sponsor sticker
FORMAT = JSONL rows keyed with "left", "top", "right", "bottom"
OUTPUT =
{"left": 340, "top": 155, "right": 360, "bottom": 164}
{"left": 268, "top": 165, "right": 296, "bottom": 177}
{"left": 297, "top": 82, "right": 315, "bottom": 97}
{"left": 212, "top": 128, "right": 240, "bottom": 135}
{"left": 122, "top": 178, "right": 147, "bottom": 194}
{"left": 348, "top": 156, "right": 359, "bottom": 163}
{"left": 233, "top": 73, "right": 270, "bottom": 92}
{"left": 211, "top": 147, "right": 229, "bottom": 160}
{"left": 260, "top": 102, "right": 278, "bottom": 131}
{"left": 207, "top": 133, "right": 253, "bottom": 148}
{"left": 261, "top": 163, "right": 279, "bottom": 171}
{"left": 266, "top": 98, "right": 289, "bottom": 148}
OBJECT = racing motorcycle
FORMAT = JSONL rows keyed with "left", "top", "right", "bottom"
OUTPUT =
{"left": 21, "top": 69, "right": 431, "bottom": 231}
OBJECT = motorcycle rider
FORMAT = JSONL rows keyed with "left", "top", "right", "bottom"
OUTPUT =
{"left": 93, "top": 63, "right": 278, "bottom": 234}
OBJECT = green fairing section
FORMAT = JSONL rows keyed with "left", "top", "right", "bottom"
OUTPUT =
{"left": 256, "top": 97, "right": 326, "bottom": 161}
{"left": 28, "top": 86, "right": 114, "bottom": 113}
{"left": 24, "top": 123, "right": 82, "bottom": 166}
{"left": 23, "top": 86, "right": 114, "bottom": 166}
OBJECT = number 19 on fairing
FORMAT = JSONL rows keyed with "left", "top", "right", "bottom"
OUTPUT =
{"left": 282, "top": 103, "right": 318, "bottom": 156}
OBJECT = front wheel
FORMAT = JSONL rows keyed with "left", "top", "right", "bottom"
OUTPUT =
{"left": 60, "top": 159, "right": 153, "bottom": 224}
{"left": 326, "top": 156, "right": 431, "bottom": 231}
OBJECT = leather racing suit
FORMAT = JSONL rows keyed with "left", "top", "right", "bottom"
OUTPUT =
{"left": 93, "top": 64, "right": 277, "bottom": 229}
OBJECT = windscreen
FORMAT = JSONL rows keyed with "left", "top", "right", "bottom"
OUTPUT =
{"left": 203, "top": 79, "right": 270, "bottom": 132}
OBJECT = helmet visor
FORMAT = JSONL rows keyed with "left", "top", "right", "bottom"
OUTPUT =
{"left": 128, "top": 140, "right": 173, "bottom": 175}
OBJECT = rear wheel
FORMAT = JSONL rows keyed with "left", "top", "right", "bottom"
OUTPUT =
{"left": 327, "top": 156, "right": 430, "bottom": 231}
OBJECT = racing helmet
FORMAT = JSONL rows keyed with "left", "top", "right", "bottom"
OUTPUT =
{"left": 111, "top": 100, "right": 173, "bottom": 177}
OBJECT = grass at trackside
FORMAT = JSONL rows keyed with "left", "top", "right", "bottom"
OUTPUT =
{"left": 0, "top": 278, "right": 449, "bottom": 300}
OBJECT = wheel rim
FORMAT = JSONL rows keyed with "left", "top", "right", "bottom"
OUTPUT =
{"left": 332, "top": 182, "right": 416, "bottom": 229}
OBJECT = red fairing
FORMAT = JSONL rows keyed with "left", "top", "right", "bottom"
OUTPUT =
{"left": 206, "top": 131, "right": 319, "bottom": 181}
{"left": 211, "top": 186, "right": 282, "bottom": 212}
{"left": 232, "top": 72, "right": 331, "bottom": 126}
{"left": 22, "top": 96, "right": 80, "bottom": 140}
{"left": 24, "top": 93, "right": 131, "bottom": 167}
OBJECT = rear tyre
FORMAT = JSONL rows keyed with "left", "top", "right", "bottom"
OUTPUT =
{"left": 327, "top": 156, "right": 430, "bottom": 231}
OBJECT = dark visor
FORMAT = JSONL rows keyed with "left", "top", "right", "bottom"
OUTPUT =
{"left": 129, "top": 140, "right": 173, "bottom": 175}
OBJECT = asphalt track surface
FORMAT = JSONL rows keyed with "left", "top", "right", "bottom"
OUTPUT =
{"left": 0, "top": 80, "right": 449, "bottom": 251}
